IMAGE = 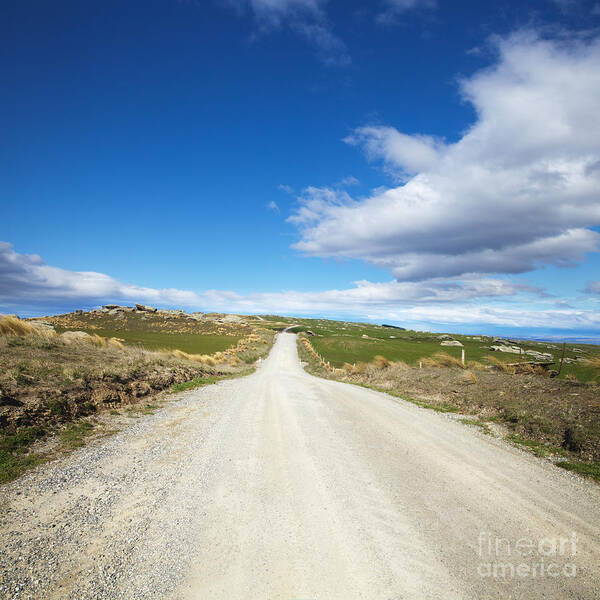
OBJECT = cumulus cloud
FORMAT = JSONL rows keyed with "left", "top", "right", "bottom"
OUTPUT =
{"left": 219, "top": 0, "right": 349, "bottom": 65}
{"left": 0, "top": 242, "right": 201, "bottom": 310}
{"left": 344, "top": 126, "right": 446, "bottom": 178}
{"left": 290, "top": 31, "right": 600, "bottom": 280}
{"left": 267, "top": 200, "right": 280, "bottom": 212}
{"left": 3, "top": 241, "right": 598, "bottom": 330}
{"left": 202, "top": 282, "right": 600, "bottom": 330}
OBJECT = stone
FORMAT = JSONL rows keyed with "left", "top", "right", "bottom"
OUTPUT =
{"left": 61, "top": 331, "right": 91, "bottom": 343}
{"left": 135, "top": 304, "right": 157, "bottom": 313}
{"left": 490, "top": 345, "right": 522, "bottom": 354}
{"left": 441, "top": 340, "right": 463, "bottom": 347}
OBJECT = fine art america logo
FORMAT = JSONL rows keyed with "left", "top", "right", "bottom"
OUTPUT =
{"left": 477, "top": 531, "right": 577, "bottom": 579}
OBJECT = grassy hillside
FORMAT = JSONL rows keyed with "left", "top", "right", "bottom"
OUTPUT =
{"left": 296, "top": 328, "right": 600, "bottom": 482}
{"left": 45, "top": 309, "right": 249, "bottom": 355}
{"left": 0, "top": 310, "right": 275, "bottom": 483}
{"left": 261, "top": 315, "right": 600, "bottom": 382}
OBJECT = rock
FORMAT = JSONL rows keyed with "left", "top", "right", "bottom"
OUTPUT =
{"left": 61, "top": 331, "right": 91, "bottom": 343}
{"left": 490, "top": 345, "right": 522, "bottom": 354}
{"left": 135, "top": 304, "right": 157, "bottom": 313}
{"left": 525, "top": 350, "right": 553, "bottom": 361}
{"left": 221, "top": 314, "right": 243, "bottom": 323}
{"left": 438, "top": 334, "right": 453, "bottom": 340}
{"left": 158, "top": 309, "right": 185, "bottom": 316}
{"left": 29, "top": 320, "right": 55, "bottom": 331}
{"left": 75, "top": 309, "right": 83, "bottom": 315}
{"left": 441, "top": 340, "right": 463, "bottom": 347}
{"left": 103, "top": 304, "right": 121, "bottom": 310}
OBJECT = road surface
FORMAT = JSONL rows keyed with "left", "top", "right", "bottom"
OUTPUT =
{"left": 1, "top": 332, "right": 599, "bottom": 599}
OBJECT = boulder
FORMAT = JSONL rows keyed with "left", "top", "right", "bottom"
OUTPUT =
{"left": 490, "top": 345, "right": 522, "bottom": 354}
{"left": 441, "top": 340, "right": 463, "bottom": 347}
{"left": 222, "top": 314, "right": 243, "bottom": 323}
{"left": 135, "top": 304, "right": 157, "bottom": 313}
{"left": 103, "top": 304, "right": 121, "bottom": 310}
{"left": 61, "top": 331, "right": 92, "bottom": 343}
{"left": 525, "top": 350, "right": 553, "bottom": 361}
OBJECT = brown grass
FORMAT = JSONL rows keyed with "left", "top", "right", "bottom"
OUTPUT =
{"left": 461, "top": 370, "right": 477, "bottom": 384}
{"left": 466, "top": 360, "right": 487, "bottom": 371}
{"left": 420, "top": 351, "right": 465, "bottom": 369}
{"left": 0, "top": 317, "right": 55, "bottom": 339}
{"left": 373, "top": 355, "right": 391, "bottom": 369}
{"left": 486, "top": 355, "right": 516, "bottom": 374}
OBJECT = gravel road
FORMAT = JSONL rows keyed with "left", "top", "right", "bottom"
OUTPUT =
{"left": 1, "top": 332, "right": 599, "bottom": 599}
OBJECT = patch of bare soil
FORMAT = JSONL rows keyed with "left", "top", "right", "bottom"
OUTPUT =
{"left": 0, "top": 333, "right": 219, "bottom": 432}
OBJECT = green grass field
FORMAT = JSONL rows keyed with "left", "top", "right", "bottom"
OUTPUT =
{"left": 262, "top": 315, "right": 600, "bottom": 382}
{"left": 54, "top": 327, "right": 241, "bottom": 355}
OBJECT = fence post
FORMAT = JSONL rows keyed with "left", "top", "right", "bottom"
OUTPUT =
{"left": 557, "top": 342, "right": 566, "bottom": 376}
{"left": 461, "top": 348, "right": 465, "bottom": 366}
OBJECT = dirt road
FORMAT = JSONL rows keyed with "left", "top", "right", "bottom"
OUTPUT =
{"left": 1, "top": 333, "right": 599, "bottom": 599}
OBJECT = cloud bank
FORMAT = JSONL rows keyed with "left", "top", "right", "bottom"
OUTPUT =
{"left": 0, "top": 242, "right": 201, "bottom": 310}
{"left": 3, "top": 241, "right": 599, "bottom": 331}
{"left": 290, "top": 31, "right": 600, "bottom": 280}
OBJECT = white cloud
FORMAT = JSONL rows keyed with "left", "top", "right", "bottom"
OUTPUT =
{"left": 291, "top": 31, "right": 600, "bottom": 280}
{"left": 277, "top": 184, "right": 294, "bottom": 194}
{"left": 267, "top": 200, "right": 280, "bottom": 212}
{"left": 202, "top": 281, "right": 600, "bottom": 330}
{"left": 3, "top": 241, "right": 598, "bottom": 330}
{"left": 344, "top": 126, "right": 446, "bottom": 178}
{"left": 0, "top": 242, "right": 201, "bottom": 309}
{"left": 219, "top": 0, "right": 349, "bottom": 65}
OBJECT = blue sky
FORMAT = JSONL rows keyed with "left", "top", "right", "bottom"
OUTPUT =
{"left": 2, "top": 0, "right": 600, "bottom": 337}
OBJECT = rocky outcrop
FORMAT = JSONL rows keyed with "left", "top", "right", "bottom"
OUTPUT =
{"left": 441, "top": 340, "right": 463, "bottom": 347}
{"left": 135, "top": 304, "right": 157, "bottom": 313}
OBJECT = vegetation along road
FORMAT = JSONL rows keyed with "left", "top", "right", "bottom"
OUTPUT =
{"left": 1, "top": 333, "right": 599, "bottom": 599}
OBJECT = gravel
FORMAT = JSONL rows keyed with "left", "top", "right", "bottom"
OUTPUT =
{"left": 1, "top": 333, "right": 599, "bottom": 599}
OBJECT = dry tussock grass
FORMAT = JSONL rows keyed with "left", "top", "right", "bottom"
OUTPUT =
{"left": 420, "top": 351, "right": 465, "bottom": 369}
{"left": 462, "top": 370, "right": 477, "bottom": 384}
{"left": 86, "top": 334, "right": 124, "bottom": 349}
{"left": 486, "top": 355, "right": 516, "bottom": 374}
{"left": 373, "top": 355, "right": 391, "bottom": 369}
{"left": 586, "top": 355, "right": 600, "bottom": 369}
{"left": 467, "top": 360, "right": 487, "bottom": 371}
{"left": 0, "top": 317, "right": 55, "bottom": 339}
